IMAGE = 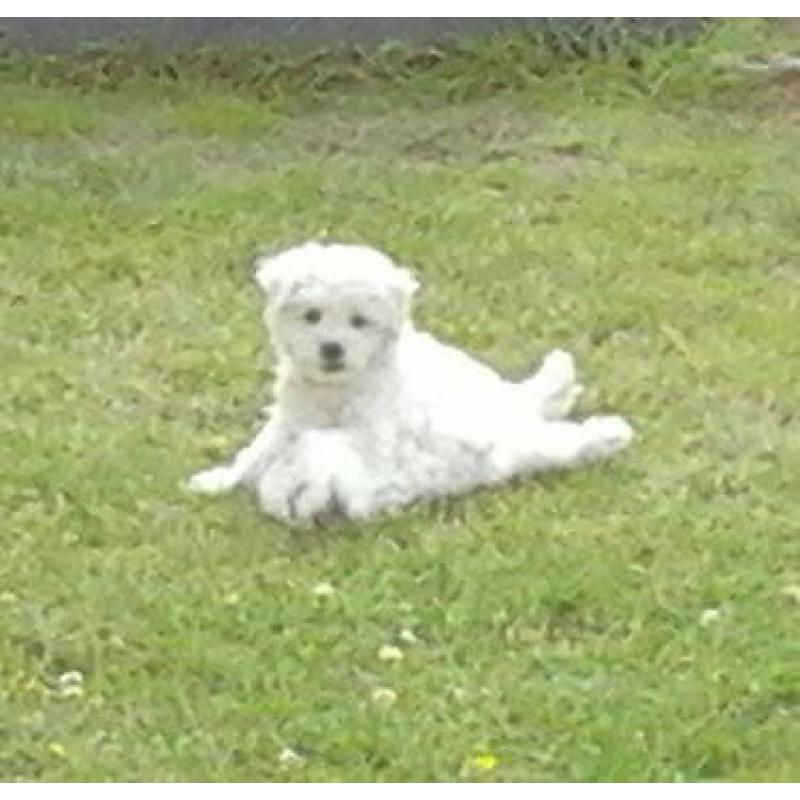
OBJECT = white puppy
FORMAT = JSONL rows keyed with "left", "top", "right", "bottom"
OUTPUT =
{"left": 189, "top": 242, "right": 633, "bottom": 525}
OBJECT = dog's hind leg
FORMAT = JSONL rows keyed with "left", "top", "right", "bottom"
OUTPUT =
{"left": 519, "top": 349, "right": 584, "bottom": 420}
{"left": 500, "top": 415, "right": 634, "bottom": 476}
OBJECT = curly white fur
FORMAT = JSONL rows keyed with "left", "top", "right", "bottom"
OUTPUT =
{"left": 188, "top": 242, "right": 633, "bottom": 525}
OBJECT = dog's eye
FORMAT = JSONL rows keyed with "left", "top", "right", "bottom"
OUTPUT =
{"left": 351, "top": 314, "right": 369, "bottom": 329}
{"left": 304, "top": 308, "right": 322, "bottom": 324}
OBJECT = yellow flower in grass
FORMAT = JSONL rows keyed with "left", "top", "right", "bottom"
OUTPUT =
{"left": 222, "top": 592, "right": 241, "bottom": 606}
{"left": 47, "top": 742, "right": 67, "bottom": 759}
{"left": 467, "top": 753, "right": 498, "bottom": 771}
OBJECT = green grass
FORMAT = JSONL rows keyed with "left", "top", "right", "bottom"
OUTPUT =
{"left": 2, "top": 19, "right": 800, "bottom": 781}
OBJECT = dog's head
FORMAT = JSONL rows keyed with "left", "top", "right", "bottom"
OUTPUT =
{"left": 254, "top": 242, "right": 419, "bottom": 383}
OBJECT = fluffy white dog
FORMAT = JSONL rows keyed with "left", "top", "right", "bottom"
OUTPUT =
{"left": 188, "top": 242, "right": 633, "bottom": 524}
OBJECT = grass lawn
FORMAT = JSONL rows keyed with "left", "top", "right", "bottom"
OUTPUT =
{"left": 2, "top": 20, "right": 799, "bottom": 781}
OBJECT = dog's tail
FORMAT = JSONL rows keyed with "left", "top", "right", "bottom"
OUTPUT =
{"left": 519, "top": 350, "right": 583, "bottom": 421}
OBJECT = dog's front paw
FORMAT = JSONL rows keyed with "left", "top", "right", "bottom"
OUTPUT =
{"left": 282, "top": 479, "right": 374, "bottom": 526}
{"left": 187, "top": 466, "right": 240, "bottom": 495}
{"left": 285, "top": 480, "right": 346, "bottom": 526}
{"left": 581, "top": 415, "right": 635, "bottom": 459}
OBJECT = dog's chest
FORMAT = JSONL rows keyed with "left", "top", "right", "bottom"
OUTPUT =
{"left": 281, "top": 385, "right": 361, "bottom": 429}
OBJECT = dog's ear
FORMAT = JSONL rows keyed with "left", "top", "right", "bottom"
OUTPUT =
{"left": 253, "top": 250, "right": 285, "bottom": 298}
{"left": 393, "top": 266, "right": 421, "bottom": 299}
{"left": 253, "top": 242, "right": 320, "bottom": 303}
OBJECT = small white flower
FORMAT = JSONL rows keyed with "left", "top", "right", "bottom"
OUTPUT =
{"left": 780, "top": 585, "right": 800, "bottom": 603}
{"left": 399, "top": 627, "right": 418, "bottom": 644}
{"left": 278, "top": 747, "right": 306, "bottom": 768}
{"left": 447, "top": 685, "right": 467, "bottom": 702}
{"left": 378, "top": 644, "right": 403, "bottom": 662}
{"left": 313, "top": 582, "right": 336, "bottom": 597}
{"left": 58, "top": 670, "right": 84, "bottom": 687}
{"left": 57, "top": 670, "right": 84, "bottom": 698}
{"left": 371, "top": 687, "right": 398, "bottom": 708}
{"left": 700, "top": 608, "right": 721, "bottom": 626}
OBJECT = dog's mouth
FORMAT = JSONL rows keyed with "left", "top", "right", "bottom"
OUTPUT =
{"left": 320, "top": 362, "right": 346, "bottom": 373}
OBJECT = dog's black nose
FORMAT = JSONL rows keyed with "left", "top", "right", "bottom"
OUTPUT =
{"left": 320, "top": 341, "right": 344, "bottom": 361}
